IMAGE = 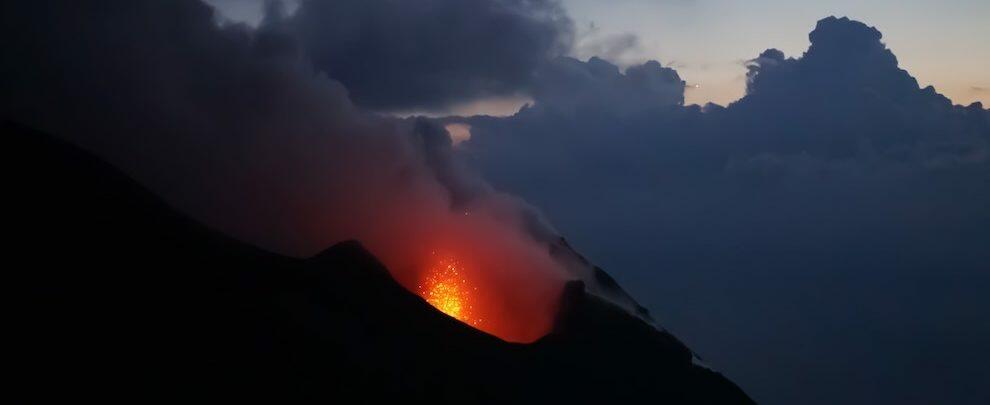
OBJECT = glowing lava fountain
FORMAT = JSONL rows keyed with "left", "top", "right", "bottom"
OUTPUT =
{"left": 418, "top": 254, "right": 481, "bottom": 327}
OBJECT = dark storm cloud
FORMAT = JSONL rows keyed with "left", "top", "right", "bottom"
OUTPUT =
{"left": 460, "top": 16, "right": 989, "bottom": 405}
{"left": 270, "top": 0, "right": 574, "bottom": 110}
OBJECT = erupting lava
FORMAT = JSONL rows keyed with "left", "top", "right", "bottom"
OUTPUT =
{"left": 401, "top": 243, "right": 563, "bottom": 342}
{"left": 418, "top": 254, "right": 481, "bottom": 327}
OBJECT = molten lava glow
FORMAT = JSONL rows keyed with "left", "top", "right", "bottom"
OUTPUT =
{"left": 418, "top": 255, "right": 481, "bottom": 327}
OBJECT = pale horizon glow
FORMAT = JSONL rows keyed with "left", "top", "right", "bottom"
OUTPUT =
{"left": 565, "top": 0, "right": 989, "bottom": 107}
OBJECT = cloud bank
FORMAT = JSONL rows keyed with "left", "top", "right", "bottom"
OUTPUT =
{"left": 458, "top": 16, "right": 989, "bottom": 404}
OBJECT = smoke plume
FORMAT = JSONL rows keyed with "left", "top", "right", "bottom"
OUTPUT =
{"left": 0, "top": 0, "right": 574, "bottom": 342}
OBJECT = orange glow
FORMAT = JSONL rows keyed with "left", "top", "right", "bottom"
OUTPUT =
{"left": 418, "top": 254, "right": 481, "bottom": 327}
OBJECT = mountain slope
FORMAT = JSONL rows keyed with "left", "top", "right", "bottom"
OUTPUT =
{"left": 7, "top": 121, "right": 753, "bottom": 404}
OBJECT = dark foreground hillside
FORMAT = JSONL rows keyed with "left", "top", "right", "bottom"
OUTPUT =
{"left": 6, "top": 121, "right": 753, "bottom": 404}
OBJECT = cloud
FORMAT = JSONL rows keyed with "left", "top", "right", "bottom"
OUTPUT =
{"left": 459, "top": 15, "right": 990, "bottom": 403}
{"left": 573, "top": 25, "right": 643, "bottom": 66}
{"left": 269, "top": 0, "right": 574, "bottom": 111}
{"left": 527, "top": 57, "right": 685, "bottom": 116}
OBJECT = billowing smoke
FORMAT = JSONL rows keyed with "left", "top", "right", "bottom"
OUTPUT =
{"left": 272, "top": 0, "right": 574, "bottom": 110}
{"left": 0, "top": 0, "right": 576, "bottom": 342}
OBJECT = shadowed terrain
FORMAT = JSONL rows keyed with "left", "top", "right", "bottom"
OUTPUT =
{"left": 8, "top": 121, "right": 752, "bottom": 403}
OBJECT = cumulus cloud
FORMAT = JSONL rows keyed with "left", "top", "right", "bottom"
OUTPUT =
{"left": 728, "top": 17, "right": 988, "bottom": 163}
{"left": 528, "top": 57, "right": 685, "bottom": 116}
{"left": 269, "top": 0, "right": 574, "bottom": 110}
{"left": 459, "top": 15, "right": 989, "bottom": 403}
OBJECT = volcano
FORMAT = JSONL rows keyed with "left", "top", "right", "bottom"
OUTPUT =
{"left": 7, "top": 121, "right": 754, "bottom": 404}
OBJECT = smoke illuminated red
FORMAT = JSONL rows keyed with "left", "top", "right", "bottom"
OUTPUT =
{"left": 263, "top": 124, "right": 570, "bottom": 343}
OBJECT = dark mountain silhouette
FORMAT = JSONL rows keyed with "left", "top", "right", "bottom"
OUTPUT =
{"left": 7, "top": 121, "right": 753, "bottom": 404}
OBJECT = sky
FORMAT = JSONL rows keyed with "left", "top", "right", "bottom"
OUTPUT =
{"left": 566, "top": 0, "right": 990, "bottom": 106}
{"left": 5, "top": 1, "right": 988, "bottom": 404}
{"left": 208, "top": 0, "right": 990, "bottom": 109}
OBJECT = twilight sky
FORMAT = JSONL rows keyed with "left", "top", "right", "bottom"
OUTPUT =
{"left": 209, "top": 0, "right": 989, "bottom": 109}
